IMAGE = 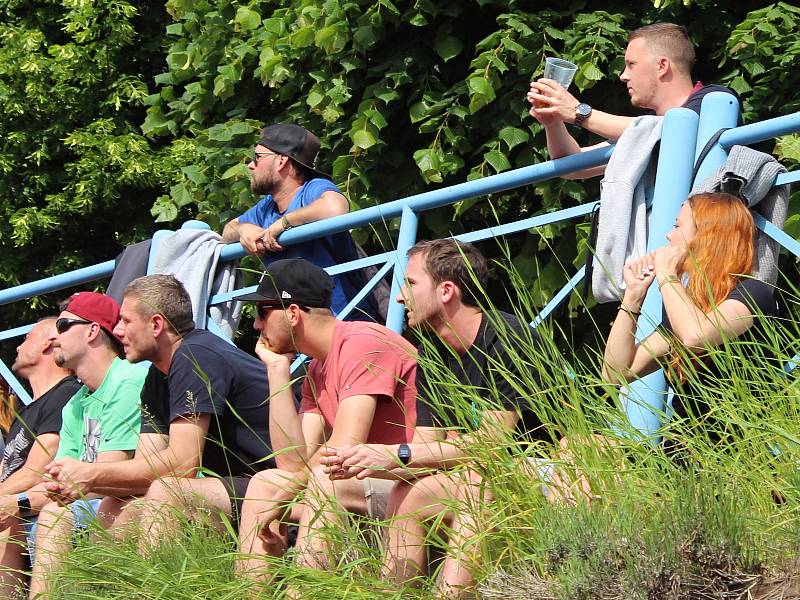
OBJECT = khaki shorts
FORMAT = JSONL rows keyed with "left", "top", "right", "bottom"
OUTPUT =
{"left": 361, "top": 477, "right": 396, "bottom": 519}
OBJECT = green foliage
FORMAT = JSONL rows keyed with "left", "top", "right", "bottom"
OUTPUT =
{"left": 0, "top": 0, "right": 172, "bottom": 294}
{"left": 2, "top": 1, "right": 799, "bottom": 321}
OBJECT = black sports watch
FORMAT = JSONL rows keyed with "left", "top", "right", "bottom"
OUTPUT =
{"left": 397, "top": 443, "right": 412, "bottom": 466}
{"left": 16, "top": 493, "right": 33, "bottom": 518}
{"left": 574, "top": 102, "right": 593, "bottom": 126}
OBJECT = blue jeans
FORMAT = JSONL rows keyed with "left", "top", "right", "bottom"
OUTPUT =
{"left": 22, "top": 498, "right": 102, "bottom": 563}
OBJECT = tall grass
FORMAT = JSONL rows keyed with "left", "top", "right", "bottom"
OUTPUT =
{"left": 45, "top": 261, "right": 800, "bottom": 599}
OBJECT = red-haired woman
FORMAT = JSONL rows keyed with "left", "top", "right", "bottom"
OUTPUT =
{"left": 602, "top": 192, "right": 779, "bottom": 449}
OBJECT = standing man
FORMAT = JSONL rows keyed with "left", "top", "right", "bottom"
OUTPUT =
{"left": 45, "top": 275, "right": 273, "bottom": 548}
{"left": 29, "top": 292, "right": 145, "bottom": 597}
{"left": 320, "top": 240, "right": 550, "bottom": 598}
{"left": 0, "top": 318, "right": 80, "bottom": 594}
{"left": 222, "top": 123, "right": 369, "bottom": 317}
{"left": 232, "top": 258, "right": 419, "bottom": 588}
{"left": 527, "top": 23, "right": 738, "bottom": 178}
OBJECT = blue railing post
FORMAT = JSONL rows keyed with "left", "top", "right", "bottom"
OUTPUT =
{"left": 625, "top": 107, "right": 699, "bottom": 439}
{"left": 385, "top": 205, "right": 419, "bottom": 333}
{"left": 693, "top": 92, "right": 741, "bottom": 184}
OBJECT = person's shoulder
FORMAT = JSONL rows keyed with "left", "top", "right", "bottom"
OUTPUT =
{"left": 301, "top": 177, "right": 342, "bottom": 198}
{"left": 108, "top": 357, "right": 148, "bottom": 385}
{"left": 39, "top": 376, "right": 82, "bottom": 406}
{"left": 729, "top": 278, "right": 778, "bottom": 315}
{"left": 172, "top": 329, "right": 264, "bottom": 371}
{"left": 336, "top": 320, "right": 416, "bottom": 355}
{"left": 480, "top": 310, "right": 537, "bottom": 343}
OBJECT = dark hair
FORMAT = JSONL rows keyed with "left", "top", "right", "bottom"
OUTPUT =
{"left": 407, "top": 240, "right": 489, "bottom": 307}
{"left": 629, "top": 23, "right": 695, "bottom": 76}
{"left": 290, "top": 158, "right": 314, "bottom": 183}
{"left": 124, "top": 275, "right": 195, "bottom": 335}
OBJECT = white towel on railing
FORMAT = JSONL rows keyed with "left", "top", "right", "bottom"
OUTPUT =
{"left": 151, "top": 229, "right": 242, "bottom": 338}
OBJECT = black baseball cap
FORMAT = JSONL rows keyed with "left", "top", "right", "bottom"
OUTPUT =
{"left": 257, "top": 123, "right": 330, "bottom": 180}
{"left": 235, "top": 258, "right": 333, "bottom": 309}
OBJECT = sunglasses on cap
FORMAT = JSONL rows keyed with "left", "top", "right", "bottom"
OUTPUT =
{"left": 55, "top": 318, "right": 93, "bottom": 334}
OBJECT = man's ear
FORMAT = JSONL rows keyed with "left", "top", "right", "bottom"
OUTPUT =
{"left": 440, "top": 281, "right": 458, "bottom": 304}
{"left": 656, "top": 55, "right": 670, "bottom": 78}
{"left": 151, "top": 314, "right": 169, "bottom": 337}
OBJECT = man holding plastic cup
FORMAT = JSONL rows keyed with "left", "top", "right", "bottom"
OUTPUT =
{"left": 527, "top": 23, "right": 737, "bottom": 179}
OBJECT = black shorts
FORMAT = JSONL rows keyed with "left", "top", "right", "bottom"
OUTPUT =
{"left": 218, "top": 475, "right": 252, "bottom": 525}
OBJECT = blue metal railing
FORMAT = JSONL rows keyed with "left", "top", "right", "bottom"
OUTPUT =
{"left": 1, "top": 95, "right": 798, "bottom": 427}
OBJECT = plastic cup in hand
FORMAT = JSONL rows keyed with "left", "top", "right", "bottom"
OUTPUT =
{"left": 543, "top": 57, "right": 578, "bottom": 88}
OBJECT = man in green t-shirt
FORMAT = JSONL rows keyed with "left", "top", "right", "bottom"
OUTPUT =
{"left": 26, "top": 292, "right": 144, "bottom": 598}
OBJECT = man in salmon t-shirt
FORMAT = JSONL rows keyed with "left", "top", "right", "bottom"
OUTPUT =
{"left": 233, "top": 258, "right": 419, "bottom": 585}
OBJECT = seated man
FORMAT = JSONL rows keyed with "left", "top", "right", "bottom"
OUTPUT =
{"left": 29, "top": 293, "right": 145, "bottom": 597}
{"left": 45, "top": 276, "right": 273, "bottom": 554}
{"left": 0, "top": 318, "right": 81, "bottom": 595}
{"left": 222, "top": 123, "right": 370, "bottom": 317}
{"left": 232, "top": 258, "right": 420, "bottom": 589}
{"left": 321, "top": 240, "right": 551, "bottom": 597}
{"left": 527, "top": 23, "right": 738, "bottom": 179}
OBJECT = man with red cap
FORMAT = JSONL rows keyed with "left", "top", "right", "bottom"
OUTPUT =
{"left": 221, "top": 123, "right": 370, "bottom": 317}
{"left": 26, "top": 292, "right": 145, "bottom": 597}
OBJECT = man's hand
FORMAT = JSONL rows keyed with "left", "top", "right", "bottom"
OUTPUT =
{"left": 259, "top": 220, "right": 285, "bottom": 253}
{"left": 319, "top": 444, "right": 398, "bottom": 480}
{"left": 254, "top": 337, "right": 295, "bottom": 370}
{"left": 256, "top": 505, "right": 289, "bottom": 555}
{"left": 0, "top": 495, "right": 20, "bottom": 530}
{"left": 528, "top": 79, "right": 580, "bottom": 126}
{"left": 237, "top": 222, "right": 270, "bottom": 255}
{"left": 44, "top": 457, "right": 94, "bottom": 504}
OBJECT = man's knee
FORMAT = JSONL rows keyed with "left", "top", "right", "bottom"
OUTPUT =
{"left": 37, "top": 501, "right": 72, "bottom": 528}
{"left": 143, "top": 477, "right": 184, "bottom": 505}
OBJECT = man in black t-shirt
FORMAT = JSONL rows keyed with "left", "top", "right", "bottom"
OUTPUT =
{"left": 320, "top": 240, "right": 549, "bottom": 596}
{"left": 0, "top": 318, "right": 79, "bottom": 594}
{"left": 45, "top": 275, "right": 273, "bottom": 544}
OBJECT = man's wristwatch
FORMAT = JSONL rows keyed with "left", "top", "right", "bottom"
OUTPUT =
{"left": 574, "top": 103, "right": 593, "bottom": 126}
{"left": 16, "top": 493, "right": 33, "bottom": 518}
{"left": 397, "top": 443, "right": 412, "bottom": 466}
{"left": 280, "top": 215, "right": 293, "bottom": 231}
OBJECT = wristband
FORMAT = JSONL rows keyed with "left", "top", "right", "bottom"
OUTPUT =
{"left": 280, "top": 215, "right": 293, "bottom": 231}
{"left": 658, "top": 275, "right": 680, "bottom": 291}
{"left": 618, "top": 306, "right": 641, "bottom": 317}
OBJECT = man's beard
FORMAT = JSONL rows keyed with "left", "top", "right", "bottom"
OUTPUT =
{"left": 251, "top": 171, "right": 276, "bottom": 196}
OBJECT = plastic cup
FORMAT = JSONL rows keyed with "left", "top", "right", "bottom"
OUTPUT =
{"left": 543, "top": 57, "right": 578, "bottom": 88}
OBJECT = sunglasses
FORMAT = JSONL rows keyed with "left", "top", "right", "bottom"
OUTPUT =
{"left": 55, "top": 318, "right": 93, "bottom": 334}
{"left": 255, "top": 303, "right": 309, "bottom": 319}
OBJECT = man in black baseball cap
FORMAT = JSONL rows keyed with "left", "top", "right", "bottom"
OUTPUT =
{"left": 235, "top": 257, "right": 333, "bottom": 309}
{"left": 221, "top": 123, "right": 370, "bottom": 319}
{"left": 232, "top": 258, "right": 419, "bottom": 584}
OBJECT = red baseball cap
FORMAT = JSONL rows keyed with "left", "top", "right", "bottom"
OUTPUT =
{"left": 65, "top": 292, "right": 120, "bottom": 337}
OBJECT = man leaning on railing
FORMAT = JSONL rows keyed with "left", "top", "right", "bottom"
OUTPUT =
{"left": 527, "top": 23, "right": 738, "bottom": 180}
{"left": 221, "top": 123, "right": 371, "bottom": 318}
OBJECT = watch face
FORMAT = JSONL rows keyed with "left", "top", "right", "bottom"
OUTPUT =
{"left": 398, "top": 444, "right": 411, "bottom": 464}
{"left": 577, "top": 103, "right": 591, "bottom": 116}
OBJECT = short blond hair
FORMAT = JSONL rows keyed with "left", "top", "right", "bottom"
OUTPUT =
{"left": 629, "top": 23, "right": 695, "bottom": 76}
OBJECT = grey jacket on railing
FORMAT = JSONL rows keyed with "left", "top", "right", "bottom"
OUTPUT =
{"left": 692, "top": 144, "right": 789, "bottom": 286}
{"left": 592, "top": 115, "right": 663, "bottom": 303}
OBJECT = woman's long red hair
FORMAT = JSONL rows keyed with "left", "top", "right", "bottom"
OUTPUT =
{"left": 670, "top": 192, "right": 755, "bottom": 381}
{"left": 680, "top": 192, "right": 755, "bottom": 311}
